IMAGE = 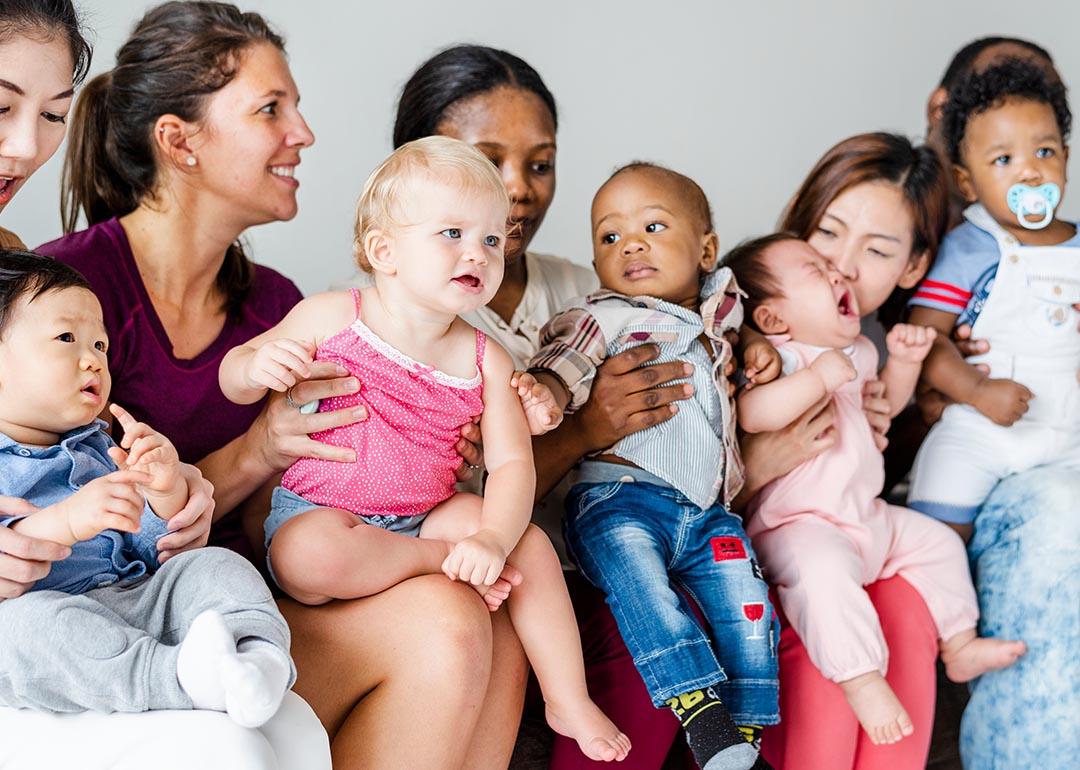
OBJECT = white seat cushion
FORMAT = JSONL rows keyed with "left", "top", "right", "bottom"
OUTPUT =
{"left": 0, "top": 691, "right": 329, "bottom": 770}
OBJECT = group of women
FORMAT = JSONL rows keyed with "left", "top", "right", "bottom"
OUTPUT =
{"left": 0, "top": 2, "right": 1073, "bottom": 769}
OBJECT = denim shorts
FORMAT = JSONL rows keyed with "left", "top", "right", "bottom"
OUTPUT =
{"left": 264, "top": 486, "right": 426, "bottom": 586}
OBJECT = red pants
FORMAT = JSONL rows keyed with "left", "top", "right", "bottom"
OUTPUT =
{"left": 761, "top": 575, "right": 938, "bottom": 770}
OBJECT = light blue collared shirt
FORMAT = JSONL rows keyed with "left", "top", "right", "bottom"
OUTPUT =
{"left": 0, "top": 420, "right": 167, "bottom": 595}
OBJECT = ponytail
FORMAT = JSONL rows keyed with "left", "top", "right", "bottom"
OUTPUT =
{"left": 58, "top": 1, "right": 281, "bottom": 315}
{"left": 61, "top": 71, "right": 141, "bottom": 233}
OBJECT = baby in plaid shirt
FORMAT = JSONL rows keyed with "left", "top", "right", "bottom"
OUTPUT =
{"left": 528, "top": 162, "right": 780, "bottom": 770}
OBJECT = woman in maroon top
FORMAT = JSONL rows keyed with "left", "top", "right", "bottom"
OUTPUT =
{"left": 40, "top": 3, "right": 522, "bottom": 767}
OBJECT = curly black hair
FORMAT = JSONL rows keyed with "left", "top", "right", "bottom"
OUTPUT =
{"left": 944, "top": 57, "right": 1071, "bottom": 164}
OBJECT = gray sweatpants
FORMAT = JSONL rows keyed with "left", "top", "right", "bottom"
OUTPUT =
{"left": 0, "top": 547, "right": 294, "bottom": 713}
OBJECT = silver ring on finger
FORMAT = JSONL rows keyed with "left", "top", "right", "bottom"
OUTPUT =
{"left": 285, "top": 386, "right": 302, "bottom": 410}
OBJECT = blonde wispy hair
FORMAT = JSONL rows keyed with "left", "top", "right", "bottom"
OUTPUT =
{"left": 352, "top": 135, "right": 511, "bottom": 271}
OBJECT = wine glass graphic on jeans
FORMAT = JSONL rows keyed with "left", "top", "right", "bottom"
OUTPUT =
{"left": 743, "top": 602, "right": 766, "bottom": 640}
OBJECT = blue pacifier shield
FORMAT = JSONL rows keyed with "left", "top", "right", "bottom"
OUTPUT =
{"left": 1006, "top": 183, "right": 1061, "bottom": 230}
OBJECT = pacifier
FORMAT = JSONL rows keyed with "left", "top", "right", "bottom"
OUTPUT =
{"left": 1006, "top": 183, "right": 1061, "bottom": 230}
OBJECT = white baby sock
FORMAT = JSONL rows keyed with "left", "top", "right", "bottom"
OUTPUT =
{"left": 176, "top": 610, "right": 235, "bottom": 712}
{"left": 223, "top": 640, "right": 292, "bottom": 728}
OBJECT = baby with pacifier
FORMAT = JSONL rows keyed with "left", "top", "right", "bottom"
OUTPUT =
{"left": 907, "top": 57, "right": 1080, "bottom": 537}
{"left": 727, "top": 235, "right": 1024, "bottom": 746}
{"left": 218, "top": 136, "right": 630, "bottom": 762}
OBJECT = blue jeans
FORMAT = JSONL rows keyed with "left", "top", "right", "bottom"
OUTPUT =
{"left": 961, "top": 467, "right": 1080, "bottom": 769}
{"left": 564, "top": 472, "right": 779, "bottom": 724}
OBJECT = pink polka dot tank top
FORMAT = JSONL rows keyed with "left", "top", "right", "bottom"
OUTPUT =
{"left": 281, "top": 288, "right": 486, "bottom": 517}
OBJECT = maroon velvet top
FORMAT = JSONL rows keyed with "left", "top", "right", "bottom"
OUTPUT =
{"left": 38, "top": 218, "right": 303, "bottom": 553}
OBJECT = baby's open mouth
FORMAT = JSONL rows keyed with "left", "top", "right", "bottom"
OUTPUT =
{"left": 453, "top": 274, "right": 483, "bottom": 289}
{"left": 837, "top": 289, "right": 857, "bottom": 318}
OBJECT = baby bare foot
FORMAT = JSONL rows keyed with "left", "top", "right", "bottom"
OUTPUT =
{"left": 941, "top": 634, "right": 1026, "bottom": 683}
{"left": 546, "top": 698, "right": 631, "bottom": 762}
{"left": 469, "top": 563, "right": 524, "bottom": 612}
{"left": 839, "top": 671, "right": 914, "bottom": 745}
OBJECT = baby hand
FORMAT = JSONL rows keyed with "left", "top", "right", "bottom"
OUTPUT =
{"left": 970, "top": 378, "right": 1033, "bottom": 426}
{"left": 810, "top": 349, "right": 857, "bottom": 392}
{"left": 245, "top": 338, "right": 316, "bottom": 393}
{"left": 108, "top": 404, "right": 181, "bottom": 494}
{"left": 510, "top": 371, "right": 564, "bottom": 435}
{"left": 442, "top": 530, "right": 508, "bottom": 587}
{"left": 743, "top": 337, "right": 783, "bottom": 389}
{"left": 886, "top": 324, "right": 937, "bottom": 365}
{"left": 59, "top": 469, "right": 151, "bottom": 542}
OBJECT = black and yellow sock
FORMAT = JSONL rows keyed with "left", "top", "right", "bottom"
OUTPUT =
{"left": 665, "top": 687, "right": 758, "bottom": 770}
{"left": 737, "top": 724, "right": 763, "bottom": 750}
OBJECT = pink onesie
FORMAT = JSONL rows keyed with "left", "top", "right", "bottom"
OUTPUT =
{"left": 746, "top": 335, "right": 978, "bottom": 682}
{"left": 281, "top": 289, "right": 485, "bottom": 518}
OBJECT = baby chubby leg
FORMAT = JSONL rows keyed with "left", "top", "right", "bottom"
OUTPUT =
{"left": 756, "top": 518, "right": 913, "bottom": 745}
{"left": 270, "top": 506, "right": 452, "bottom": 604}
{"left": 421, "top": 497, "right": 630, "bottom": 762}
{"left": 879, "top": 506, "right": 1026, "bottom": 683}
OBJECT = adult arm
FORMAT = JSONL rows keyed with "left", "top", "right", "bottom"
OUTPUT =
{"left": 732, "top": 396, "right": 838, "bottom": 509}
{"left": 196, "top": 364, "right": 364, "bottom": 517}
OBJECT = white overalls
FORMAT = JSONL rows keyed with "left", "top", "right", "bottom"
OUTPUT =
{"left": 909, "top": 204, "right": 1080, "bottom": 523}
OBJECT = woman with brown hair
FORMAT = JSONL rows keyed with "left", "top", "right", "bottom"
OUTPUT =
{"left": 741, "top": 133, "right": 950, "bottom": 770}
{"left": 36, "top": 4, "right": 520, "bottom": 768}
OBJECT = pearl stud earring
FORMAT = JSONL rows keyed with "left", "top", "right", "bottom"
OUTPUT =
{"left": 185, "top": 155, "right": 197, "bottom": 167}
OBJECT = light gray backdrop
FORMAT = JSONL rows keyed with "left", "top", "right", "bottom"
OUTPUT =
{"left": 7, "top": 0, "right": 1080, "bottom": 295}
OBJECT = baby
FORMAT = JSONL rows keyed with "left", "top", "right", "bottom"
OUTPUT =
{"left": 727, "top": 234, "right": 1025, "bottom": 745}
{"left": 529, "top": 163, "right": 780, "bottom": 770}
{"left": 218, "top": 136, "right": 629, "bottom": 762}
{"left": 908, "top": 57, "right": 1080, "bottom": 537}
{"left": 0, "top": 250, "right": 293, "bottom": 727}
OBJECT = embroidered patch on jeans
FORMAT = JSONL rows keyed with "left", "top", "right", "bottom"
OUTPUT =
{"left": 711, "top": 536, "right": 747, "bottom": 561}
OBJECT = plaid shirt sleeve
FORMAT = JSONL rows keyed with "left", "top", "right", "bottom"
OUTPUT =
{"left": 527, "top": 307, "right": 608, "bottom": 413}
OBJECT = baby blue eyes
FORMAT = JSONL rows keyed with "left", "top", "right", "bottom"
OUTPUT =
{"left": 1035, "top": 147, "right": 1055, "bottom": 159}
{"left": 441, "top": 229, "right": 500, "bottom": 247}
{"left": 994, "top": 155, "right": 1011, "bottom": 166}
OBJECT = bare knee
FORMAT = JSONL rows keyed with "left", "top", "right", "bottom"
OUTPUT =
{"left": 509, "top": 523, "right": 560, "bottom": 572}
{"left": 408, "top": 578, "right": 493, "bottom": 691}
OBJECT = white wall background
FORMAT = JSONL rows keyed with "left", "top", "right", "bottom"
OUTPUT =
{"left": 7, "top": 0, "right": 1080, "bottom": 296}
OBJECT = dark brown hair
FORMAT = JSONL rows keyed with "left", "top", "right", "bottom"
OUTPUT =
{"left": 0, "top": 0, "right": 92, "bottom": 86}
{"left": 0, "top": 249, "right": 91, "bottom": 337}
{"left": 61, "top": 1, "right": 285, "bottom": 316}
{"left": 721, "top": 232, "right": 797, "bottom": 330}
{"left": 781, "top": 132, "right": 949, "bottom": 326}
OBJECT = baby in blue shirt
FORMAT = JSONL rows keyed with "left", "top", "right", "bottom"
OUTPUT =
{"left": 0, "top": 249, "right": 292, "bottom": 726}
{"left": 908, "top": 58, "right": 1080, "bottom": 538}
